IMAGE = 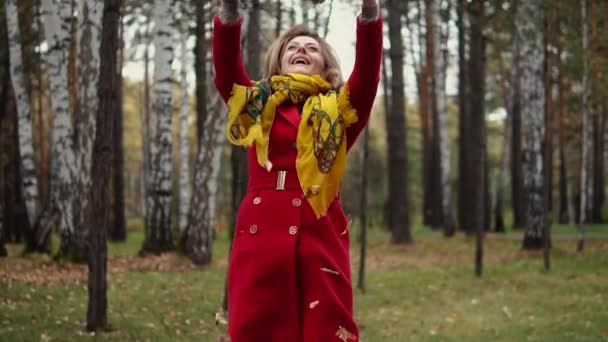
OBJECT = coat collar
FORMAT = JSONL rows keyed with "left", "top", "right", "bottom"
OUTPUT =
{"left": 277, "top": 104, "right": 301, "bottom": 129}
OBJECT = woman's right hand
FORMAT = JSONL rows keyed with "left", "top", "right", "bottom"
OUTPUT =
{"left": 219, "top": 0, "right": 240, "bottom": 24}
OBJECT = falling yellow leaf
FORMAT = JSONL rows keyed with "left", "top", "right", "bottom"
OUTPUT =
{"left": 215, "top": 308, "right": 228, "bottom": 325}
{"left": 502, "top": 306, "right": 512, "bottom": 319}
{"left": 335, "top": 326, "right": 356, "bottom": 342}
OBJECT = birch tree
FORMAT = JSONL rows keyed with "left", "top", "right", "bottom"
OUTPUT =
{"left": 578, "top": 0, "right": 591, "bottom": 251}
{"left": 75, "top": 0, "right": 103, "bottom": 248}
{"left": 433, "top": 0, "right": 454, "bottom": 236}
{"left": 182, "top": 88, "right": 224, "bottom": 265}
{"left": 178, "top": 8, "right": 191, "bottom": 235}
{"left": 142, "top": 0, "right": 175, "bottom": 254}
{"left": 41, "top": 0, "right": 78, "bottom": 257}
{"left": 5, "top": 0, "right": 39, "bottom": 227}
{"left": 517, "top": 0, "right": 548, "bottom": 251}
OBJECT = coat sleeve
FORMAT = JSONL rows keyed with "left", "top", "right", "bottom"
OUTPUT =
{"left": 213, "top": 16, "right": 253, "bottom": 102}
{"left": 345, "top": 17, "right": 383, "bottom": 150}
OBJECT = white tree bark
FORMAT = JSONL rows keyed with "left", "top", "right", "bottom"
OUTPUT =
{"left": 433, "top": 0, "right": 453, "bottom": 233}
{"left": 517, "top": 0, "right": 547, "bottom": 247}
{"left": 143, "top": 0, "right": 175, "bottom": 253}
{"left": 5, "top": 0, "right": 39, "bottom": 227}
{"left": 41, "top": 0, "right": 78, "bottom": 251}
{"left": 75, "top": 0, "right": 103, "bottom": 240}
{"left": 184, "top": 87, "right": 225, "bottom": 265}
{"left": 578, "top": 0, "right": 592, "bottom": 249}
{"left": 178, "top": 14, "right": 191, "bottom": 235}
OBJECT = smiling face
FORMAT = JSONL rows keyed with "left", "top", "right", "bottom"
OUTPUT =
{"left": 279, "top": 36, "right": 325, "bottom": 76}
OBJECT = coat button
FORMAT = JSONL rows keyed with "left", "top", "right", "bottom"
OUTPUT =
{"left": 249, "top": 224, "right": 258, "bottom": 234}
{"left": 253, "top": 197, "right": 262, "bottom": 205}
{"left": 288, "top": 226, "right": 298, "bottom": 235}
{"left": 292, "top": 198, "right": 302, "bottom": 207}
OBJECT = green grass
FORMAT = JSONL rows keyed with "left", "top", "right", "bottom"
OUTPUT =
{"left": 1, "top": 226, "right": 607, "bottom": 341}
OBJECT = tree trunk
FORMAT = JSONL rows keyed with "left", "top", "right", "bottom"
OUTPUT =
{"left": 5, "top": 0, "right": 39, "bottom": 228}
{"left": 556, "top": 41, "right": 571, "bottom": 224}
{"left": 86, "top": 0, "right": 120, "bottom": 331}
{"left": 468, "top": 0, "right": 485, "bottom": 276}
{"left": 178, "top": 14, "right": 191, "bottom": 236}
{"left": 110, "top": 4, "right": 126, "bottom": 241}
{"left": 140, "top": 14, "right": 152, "bottom": 220}
{"left": 386, "top": 0, "right": 411, "bottom": 244}
{"left": 543, "top": 14, "right": 553, "bottom": 215}
{"left": 142, "top": 0, "right": 175, "bottom": 254}
{"left": 194, "top": 0, "right": 207, "bottom": 144}
{"left": 41, "top": 0, "right": 78, "bottom": 258}
{"left": 494, "top": 52, "right": 512, "bottom": 233}
{"left": 425, "top": 0, "right": 440, "bottom": 228}
{"left": 357, "top": 126, "right": 370, "bottom": 292}
{"left": 182, "top": 90, "right": 224, "bottom": 265}
{"left": 517, "top": 0, "right": 548, "bottom": 251}
{"left": 301, "top": 0, "right": 309, "bottom": 26}
{"left": 510, "top": 0, "right": 525, "bottom": 229}
{"left": 434, "top": 0, "right": 454, "bottom": 236}
{"left": 578, "top": 0, "right": 592, "bottom": 251}
{"left": 456, "top": 0, "right": 470, "bottom": 233}
{"left": 592, "top": 109, "right": 605, "bottom": 222}
{"left": 75, "top": 0, "right": 104, "bottom": 258}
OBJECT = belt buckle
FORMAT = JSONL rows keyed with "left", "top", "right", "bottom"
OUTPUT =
{"left": 275, "top": 171, "right": 286, "bottom": 191}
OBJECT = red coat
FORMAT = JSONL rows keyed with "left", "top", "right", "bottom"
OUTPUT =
{"left": 213, "top": 15, "right": 382, "bottom": 342}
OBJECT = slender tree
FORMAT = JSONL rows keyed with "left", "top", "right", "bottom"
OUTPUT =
{"left": 578, "top": 0, "right": 591, "bottom": 251}
{"left": 456, "top": 0, "right": 470, "bottom": 233}
{"left": 5, "top": 0, "right": 39, "bottom": 229}
{"left": 194, "top": 0, "right": 207, "bottom": 143}
{"left": 556, "top": 40, "right": 573, "bottom": 224}
{"left": 424, "top": 0, "right": 440, "bottom": 228}
{"left": 495, "top": 9, "right": 519, "bottom": 232}
{"left": 75, "top": 0, "right": 104, "bottom": 257}
{"left": 86, "top": 0, "right": 121, "bottom": 330}
{"left": 141, "top": 0, "right": 175, "bottom": 254}
{"left": 357, "top": 126, "right": 370, "bottom": 292}
{"left": 178, "top": 7, "right": 191, "bottom": 236}
{"left": 468, "top": 0, "right": 485, "bottom": 276}
{"left": 41, "top": 0, "right": 79, "bottom": 257}
{"left": 434, "top": 0, "right": 454, "bottom": 236}
{"left": 110, "top": 4, "right": 126, "bottom": 241}
{"left": 511, "top": 0, "right": 525, "bottom": 230}
{"left": 386, "top": 0, "right": 411, "bottom": 244}
{"left": 517, "top": 0, "right": 548, "bottom": 254}
{"left": 182, "top": 89, "right": 224, "bottom": 265}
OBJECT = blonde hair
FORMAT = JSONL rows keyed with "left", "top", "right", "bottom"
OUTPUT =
{"left": 264, "top": 25, "right": 344, "bottom": 91}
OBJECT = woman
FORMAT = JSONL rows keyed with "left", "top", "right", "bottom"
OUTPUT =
{"left": 213, "top": 0, "right": 382, "bottom": 340}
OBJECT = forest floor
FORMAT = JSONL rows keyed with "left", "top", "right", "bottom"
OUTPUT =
{"left": 1, "top": 223, "right": 607, "bottom": 341}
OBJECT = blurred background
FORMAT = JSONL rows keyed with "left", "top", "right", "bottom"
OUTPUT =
{"left": 1, "top": 0, "right": 607, "bottom": 340}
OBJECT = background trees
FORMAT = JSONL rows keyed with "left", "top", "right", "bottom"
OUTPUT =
{"left": 0, "top": 0, "right": 607, "bottom": 333}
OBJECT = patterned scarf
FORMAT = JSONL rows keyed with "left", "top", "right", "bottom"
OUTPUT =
{"left": 226, "top": 73, "right": 358, "bottom": 218}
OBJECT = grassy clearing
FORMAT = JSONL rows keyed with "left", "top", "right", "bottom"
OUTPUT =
{"left": 1, "top": 225, "right": 607, "bottom": 341}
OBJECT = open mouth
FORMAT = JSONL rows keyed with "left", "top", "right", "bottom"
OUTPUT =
{"left": 291, "top": 57, "right": 310, "bottom": 66}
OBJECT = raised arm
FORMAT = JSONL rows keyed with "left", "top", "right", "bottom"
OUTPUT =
{"left": 213, "top": 0, "right": 252, "bottom": 102}
{"left": 345, "top": 0, "right": 383, "bottom": 149}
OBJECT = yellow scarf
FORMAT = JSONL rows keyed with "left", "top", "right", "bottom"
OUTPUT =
{"left": 226, "top": 73, "right": 358, "bottom": 218}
